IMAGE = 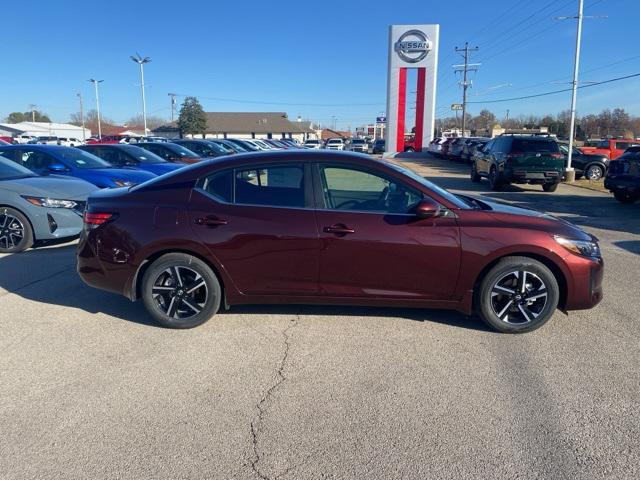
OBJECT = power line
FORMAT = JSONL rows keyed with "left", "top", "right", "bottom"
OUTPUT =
{"left": 466, "top": 72, "right": 640, "bottom": 104}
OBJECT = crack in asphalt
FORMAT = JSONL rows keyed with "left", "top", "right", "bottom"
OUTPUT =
{"left": 249, "top": 315, "right": 299, "bottom": 480}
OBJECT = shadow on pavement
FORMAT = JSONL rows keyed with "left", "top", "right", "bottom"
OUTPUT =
{"left": 1, "top": 245, "right": 491, "bottom": 332}
{"left": 613, "top": 240, "right": 640, "bottom": 255}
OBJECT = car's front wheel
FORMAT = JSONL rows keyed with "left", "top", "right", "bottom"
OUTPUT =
{"left": 613, "top": 191, "right": 638, "bottom": 204}
{"left": 0, "top": 207, "right": 33, "bottom": 253}
{"left": 476, "top": 256, "right": 559, "bottom": 333}
{"left": 489, "top": 166, "right": 503, "bottom": 191}
{"left": 470, "top": 162, "right": 481, "bottom": 183}
{"left": 542, "top": 182, "right": 559, "bottom": 192}
{"left": 141, "top": 253, "right": 222, "bottom": 328}
{"left": 585, "top": 164, "right": 604, "bottom": 180}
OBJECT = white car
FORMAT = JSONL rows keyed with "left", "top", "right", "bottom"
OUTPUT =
{"left": 347, "top": 138, "right": 368, "bottom": 153}
{"left": 325, "top": 138, "right": 345, "bottom": 150}
{"left": 57, "top": 137, "right": 84, "bottom": 147}
{"left": 304, "top": 139, "right": 322, "bottom": 149}
{"left": 35, "top": 136, "right": 59, "bottom": 145}
{"left": 13, "top": 135, "right": 36, "bottom": 144}
{"left": 427, "top": 137, "right": 445, "bottom": 156}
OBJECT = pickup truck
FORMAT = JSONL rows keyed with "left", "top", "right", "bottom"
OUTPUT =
{"left": 580, "top": 138, "right": 639, "bottom": 160}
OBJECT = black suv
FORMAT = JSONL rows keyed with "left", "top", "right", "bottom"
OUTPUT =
{"left": 471, "top": 135, "right": 565, "bottom": 191}
{"left": 558, "top": 143, "right": 609, "bottom": 180}
{"left": 604, "top": 146, "right": 640, "bottom": 204}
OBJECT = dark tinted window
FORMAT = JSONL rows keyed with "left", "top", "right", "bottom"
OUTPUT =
{"left": 201, "top": 170, "right": 233, "bottom": 203}
{"left": 235, "top": 165, "right": 304, "bottom": 207}
{"left": 511, "top": 138, "right": 559, "bottom": 153}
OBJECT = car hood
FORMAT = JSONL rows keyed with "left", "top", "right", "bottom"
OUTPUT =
{"left": 470, "top": 196, "right": 595, "bottom": 242}
{"left": 1, "top": 176, "right": 97, "bottom": 199}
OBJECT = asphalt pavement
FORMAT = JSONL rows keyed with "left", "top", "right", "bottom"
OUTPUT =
{"left": 1, "top": 154, "right": 638, "bottom": 479}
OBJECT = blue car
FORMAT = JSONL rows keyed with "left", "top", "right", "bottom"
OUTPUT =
{"left": 78, "top": 144, "right": 186, "bottom": 176}
{"left": 0, "top": 145, "right": 156, "bottom": 188}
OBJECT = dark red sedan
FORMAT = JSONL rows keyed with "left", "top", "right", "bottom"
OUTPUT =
{"left": 77, "top": 151, "right": 603, "bottom": 333}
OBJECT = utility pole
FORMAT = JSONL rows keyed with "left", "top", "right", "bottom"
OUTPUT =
{"left": 505, "top": 109, "right": 510, "bottom": 124}
{"left": 131, "top": 54, "right": 151, "bottom": 135}
{"left": 29, "top": 104, "right": 36, "bottom": 122}
{"left": 454, "top": 42, "right": 480, "bottom": 137}
{"left": 88, "top": 79, "right": 104, "bottom": 139}
{"left": 168, "top": 93, "right": 177, "bottom": 122}
{"left": 77, "top": 93, "right": 86, "bottom": 142}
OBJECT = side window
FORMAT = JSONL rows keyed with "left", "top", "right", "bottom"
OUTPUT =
{"left": 321, "top": 166, "right": 422, "bottom": 214}
{"left": 616, "top": 142, "right": 630, "bottom": 150}
{"left": 144, "top": 144, "right": 165, "bottom": 159}
{"left": 235, "top": 165, "right": 305, "bottom": 207}
{"left": 21, "top": 150, "right": 55, "bottom": 171}
{"left": 201, "top": 170, "right": 233, "bottom": 203}
{"left": 484, "top": 140, "right": 495, "bottom": 152}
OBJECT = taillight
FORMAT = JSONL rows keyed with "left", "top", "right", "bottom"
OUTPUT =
{"left": 550, "top": 152, "right": 564, "bottom": 158}
{"left": 84, "top": 212, "right": 114, "bottom": 227}
{"left": 506, "top": 151, "right": 523, "bottom": 159}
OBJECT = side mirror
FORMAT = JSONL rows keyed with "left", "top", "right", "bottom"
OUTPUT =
{"left": 48, "top": 163, "right": 67, "bottom": 173}
{"left": 414, "top": 198, "right": 441, "bottom": 219}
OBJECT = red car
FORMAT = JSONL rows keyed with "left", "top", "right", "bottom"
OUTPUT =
{"left": 78, "top": 151, "right": 603, "bottom": 333}
{"left": 580, "top": 138, "right": 640, "bottom": 160}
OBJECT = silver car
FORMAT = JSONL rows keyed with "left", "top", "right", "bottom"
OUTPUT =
{"left": 0, "top": 156, "right": 96, "bottom": 253}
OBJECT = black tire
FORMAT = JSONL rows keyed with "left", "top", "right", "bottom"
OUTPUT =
{"left": 404, "top": 147, "right": 415, "bottom": 153}
{"left": 476, "top": 256, "right": 559, "bottom": 333}
{"left": 470, "top": 162, "right": 481, "bottom": 183}
{"left": 141, "top": 253, "right": 221, "bottom": 329}
{"left": 542, "top": 182, "right": 559, "bottom": 192}
{"left": 489, "top": 166, "right": 502, "bottom": 191}
{"left": 613, "top": 191, "right": 638, "bottom": 204}
{"left": 585, "top": 164, "right": 604, "bottom": 181}
{"left": 0, "top": 207, "right": 34, "bottom": 253}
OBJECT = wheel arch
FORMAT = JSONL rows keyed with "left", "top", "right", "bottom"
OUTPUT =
{"left": 130, "top": 248, "right": 229, "bottom": 308}
{"left": 472, "top": 252, "right": 568, "bottom": 311}
{"left": 584, "top": 161, "right": 607, "bottom": 175}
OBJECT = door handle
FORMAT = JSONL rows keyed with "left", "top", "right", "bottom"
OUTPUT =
{"left": 195, "top": 216, "right": 228, "bottom": 227}
{"left": 323, "top": 224, "right": 355, "bottom": 235}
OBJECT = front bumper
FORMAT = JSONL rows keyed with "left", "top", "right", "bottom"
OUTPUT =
{"left": 30, "top": 205, "right": 85, "bottom": 241}
{"left": 604, "top": 177, "right": 640, "bottom": 195}
{"left": 565, "top": 255, "right": 604, "bottom": 311}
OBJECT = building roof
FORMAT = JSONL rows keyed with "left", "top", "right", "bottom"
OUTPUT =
{"left": 153, "top": 112, "right": 315, "bottom": 135}
{"left": 0, "top": 122, "right": 87, "bottom": 134}
{"left": 321, "top": 128, "right": 351, "bottom": 140}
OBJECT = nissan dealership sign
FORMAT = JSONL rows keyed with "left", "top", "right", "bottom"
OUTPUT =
{"left": 394, "top": 30, "right": 432, "bottom": 63}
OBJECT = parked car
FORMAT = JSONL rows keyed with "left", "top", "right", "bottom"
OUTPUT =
{"left": 604, "top": 146, "right": 640, "bottom": 203}
{"left": 403, "top": 136, "right": 417, "bottom": 152}
{"left": 35, "top": 136, "right": 59, "bottom": 145}
{"left": 348, "top": 138, "right": 368, "bottom": 153}
{"left": 0, "top": 139, "right": 10, "bottom": 146}
{"left": 79, "top": 144, "right": 186, "bottom": 176}
{"left": 57, "top": 137, "right": 84, "bottom": 147}
{"left": 439, "top": 137, "right": 456, "bottom": 158}
{"left": 13, "top": 135, "right": 36, "bottom": 144}
{"left": 325, "top": 138, "right": 345, "bottom": 150}
{"left": 0, "top": 155, "right": 96, "bottom": 253}
{"left": 558, "top": 144, "right": 609, "bottom": 180}
{"left": 0, "top": 145, "right": 155, "bottom": 188}
{"left": 471, "top": 135, "right": 564, "bottom": 192}
{"left": 208, "top": 139, "right": 240, "bottom": 154}
{"left": 461, "top": 138, "right": 489, "bottom": 163}
{"left": 580, "top": 138, "right": 640, "bottom": 160}
{"left": 304, "top": 139, "right": 322, "bottom": 149}
{"left": 262, "top": 139, "right": 288, "bottom": 149}
{"left": 137, "top": 142, "right": 202, "bottom": 164}
{"left": 447, "top": 138, "right": 467, "bottom": 160}
{"left": 172, "top": 139, "right": 229, "bottom": 158}
{"left": 371, "top": 139, "right": 385, "bottom": 154}
{"left": 427, "top": 137, "right": 445, "bottom": 156}
{"left": 224, "top": 138, "right": 261, "bottom": 152}
{"left": 78, "top": 150, "right": 603, "bottom": 333}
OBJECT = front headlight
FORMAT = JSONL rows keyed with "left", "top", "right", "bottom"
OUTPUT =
{"left": 555, "top": 236, "right": 601, "bottom": 259}
{"left": 113, "top": 179, "right": 134, "bottom": 187}
{"left": 22, "top": 196, "right": 78, "bottom": 209}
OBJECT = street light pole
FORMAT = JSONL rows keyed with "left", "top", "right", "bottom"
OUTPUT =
{"left": 131, "top": 54, "right": 151, "bottom": 136}
{"left": 88, "top": 79, "right": 104, "bottom": 139}
{"left": 565, "top": 0, "right": 584, "bottom": 183}
{"left": 77, "top": 92, "right": 86, "bottom": 142}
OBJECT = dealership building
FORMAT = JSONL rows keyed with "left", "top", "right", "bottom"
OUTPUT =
{"left": 0, "top": 122, "right": 90, "bottom": 140}
{"left": 153, "top": 112, "right": 316, "bottom": 142}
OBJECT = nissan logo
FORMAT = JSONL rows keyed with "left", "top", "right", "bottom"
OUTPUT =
{"left": 395, "top": 30, "right": 432, "bottom": 63}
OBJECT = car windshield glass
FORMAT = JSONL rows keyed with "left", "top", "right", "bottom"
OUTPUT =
{"left": 512, "top": 139, "right": 560, "bottom": 153}
{"left": 56, "top": 148, "right": 111, "bottom": 169}
{"left": 167, "top": 143, "right": 198, "bottom": 157}
{"left": 0, "top": 156, "right": 36, "bottom": 179}
{"left": 352, "top": 139, "right": 365, "bottom": 144}
{"left": 384, "top": 162, "right": 470, "bottom": 209}
{"left": 120, "top": 145, "right": 167, "bottom": 163}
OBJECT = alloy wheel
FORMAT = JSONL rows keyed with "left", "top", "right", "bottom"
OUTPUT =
{"left": 586, "top": 165, "right": 603, "bottom": 180}
{"left": 0, "top": 213, "right": 25, "bottom": 251}
{"left": 490, "top": 270, "right": 548, "bottom": 324}
{"left": 152, "top": 266, "right": 208, "bottom": 319}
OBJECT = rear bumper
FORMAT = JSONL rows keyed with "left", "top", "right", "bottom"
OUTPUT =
{"left": 507, "top": 169, "right": 561, "bottom": 184}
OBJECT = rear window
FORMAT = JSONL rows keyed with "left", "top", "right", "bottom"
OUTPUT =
{"left": 511, "top": 139, "right": 560, "bottom": 153}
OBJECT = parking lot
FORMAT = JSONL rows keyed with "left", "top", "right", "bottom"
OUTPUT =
{"left": 1, "top": 154, "right": 638, "bottom": 479}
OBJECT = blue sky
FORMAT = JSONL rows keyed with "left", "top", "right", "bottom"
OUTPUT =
{"left": 1, "top": 0, "right": 636, "bottom": 129}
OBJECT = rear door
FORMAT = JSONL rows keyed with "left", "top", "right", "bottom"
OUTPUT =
{"left": 313, "top": 163, "right": 461, "bottom": 300}
{"left": 189, "top": 162, "right": 321, "bottom": 296}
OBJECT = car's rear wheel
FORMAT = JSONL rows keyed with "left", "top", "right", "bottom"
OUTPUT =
{"left": 585, "top": 164, "right": 604, "bottom": 180}
{"left": 542, "top": 182, "right": 559, "bottom": 192}
{"left": 404, "top": 147, "right": 415, "bottom": 153}
{"left": 489, "top": 166, "right": 502, "bottom": 191}
{"left": 142, "top": 253, "right": 221, "bottom": 328}
{"left": 0, "top": 207, "right": 33, "bottom": 254}
{"left": 470, "top": 162, "right": 481, "bottom": 183}
{"left": 477, "top": 256, "right": 559, "bottom": 333}
{"left": 613, "top": 191, "right": 638, "bottom": 204}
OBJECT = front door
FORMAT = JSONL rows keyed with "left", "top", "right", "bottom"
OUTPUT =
{"left": 189, "top": 162, "right": 320, "bottom": 296}
{"left": 314, "top": 164, "right": 461, "bottom": 300}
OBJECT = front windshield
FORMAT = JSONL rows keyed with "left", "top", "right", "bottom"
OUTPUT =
{"left": 352, "top": 139, "right": 365, "bottom": 144}
{"left": 385, "top": 161, "right": 470, "bottom": 209}
{"left": 120, "top": 145, "right": 167, "bottom": 163}
{"left": 0, "top": 155, "right": 36, "bottom": 179}
{"left": 167, "top": 143, "right": 199, "bottom": 157}
{"left": 57, "top": 147, "right": 111, "bottom": 169}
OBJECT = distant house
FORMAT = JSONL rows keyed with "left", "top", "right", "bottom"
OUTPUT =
{"left": 321, "top": 128, "right": 351, "bottom": 141}
{"left": 152, "top": 112, "right": 315, "bottom": 142}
